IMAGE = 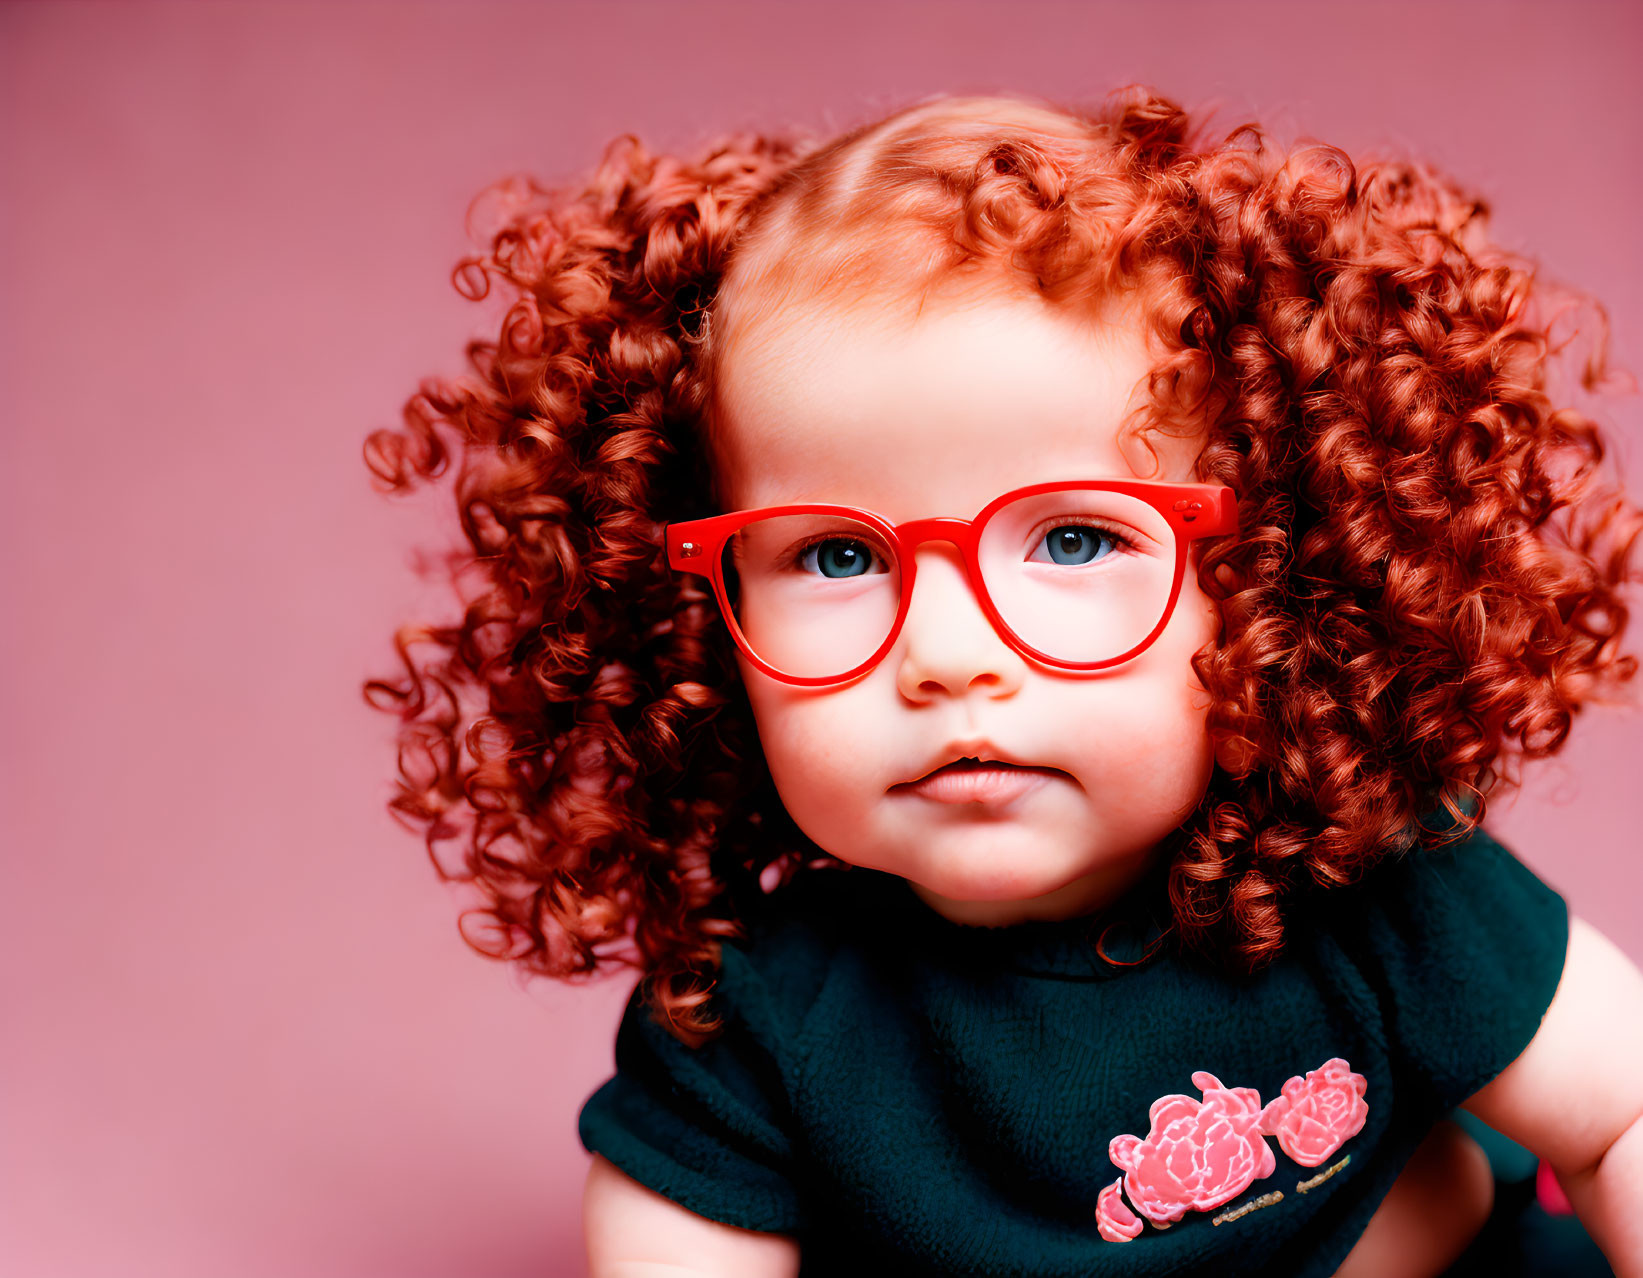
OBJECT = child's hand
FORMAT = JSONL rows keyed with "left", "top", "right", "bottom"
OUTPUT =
{"left": 583, "top": 1154, "right": 801, "bottom": 1278}
{"left": 1461, "top": 916, "right": 1643, "bottom": 1277}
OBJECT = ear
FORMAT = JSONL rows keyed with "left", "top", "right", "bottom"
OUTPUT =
{"left": 1209, "top": 560, "right": 1240, "bottom": 593}
{"left": 1213, "top": 732, "right": 1258, "bottom": 777}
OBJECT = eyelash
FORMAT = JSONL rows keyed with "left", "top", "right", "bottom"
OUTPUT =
{"left": 1026, "top": 515, "right": 1141, "bottom": 560}
{"left": 781, "top": 516, "right": 1140, "bottom": 573}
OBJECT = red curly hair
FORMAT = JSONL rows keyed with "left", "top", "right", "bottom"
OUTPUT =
{"left": 363, "top": 86, "right": 1641, "bottom": 1044}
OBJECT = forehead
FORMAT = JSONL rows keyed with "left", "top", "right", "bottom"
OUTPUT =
{"left": 711, "top": 289, "right": 1198, "bottom": 519}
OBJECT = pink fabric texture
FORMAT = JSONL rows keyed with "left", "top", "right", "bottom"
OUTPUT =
{"left": 1098, "top": 1059, "right": 1369, "bottom": 1240}
{"left": 1258, "top": 1057, "right": 1370, "bottom": 1167}
{"left": 1107, "top": 1071, "right": 1279, "bottom": 1226}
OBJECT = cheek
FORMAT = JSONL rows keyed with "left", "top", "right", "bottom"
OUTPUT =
{"left": 1077, "top": 590, "right": 1218, "bottom": 792}
{"left": 1167, "top": 575, "right": 1220, "bottom": 701}
{"left": 1157, "top": 632, "right": 1219, "bottom": 805}
{"left": 740, "top": 670, "right": 875, "bottom": 816}
{"left": 1075, "top": 689, "right": 1212, "bottom": 788}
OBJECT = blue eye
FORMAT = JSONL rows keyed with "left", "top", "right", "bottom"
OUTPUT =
{"left": 800, "top": 538, "right": 880, "bottom": 578}
{"left": 1038, "top": 525, "right": 1120, "bottom": 565}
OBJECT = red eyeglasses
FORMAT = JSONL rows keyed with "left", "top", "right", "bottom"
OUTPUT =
{"left": 665, "top": 479, "right": 1238, "bottom": 686}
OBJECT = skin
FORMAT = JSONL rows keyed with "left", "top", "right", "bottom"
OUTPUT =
{"left": 583, "top": 283, "right": 1501, "bottom": 1276}
{"left": 712, "top": 286, "right": 1219, "bottom": 928}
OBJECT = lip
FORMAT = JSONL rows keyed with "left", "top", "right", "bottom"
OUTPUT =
{"left": 901, "top": 738, "right": 1043, "bottom": 784}
{"left": 892, "top": 762, "right": 1061, "bottom": 806}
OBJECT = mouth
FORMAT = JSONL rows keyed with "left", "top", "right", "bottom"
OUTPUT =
{"left": 893, "top": 757, "right": 1065, "bottom": 805}
{"left": 913, "top": 755, "right": 1053, "bottom": 779}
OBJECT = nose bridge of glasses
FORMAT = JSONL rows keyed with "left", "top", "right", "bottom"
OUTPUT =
{"left": 894, "top": 515, "right": 974, "bottom": 558}
{"left": 893, "top": 516, "right": 991, "bottom": 621}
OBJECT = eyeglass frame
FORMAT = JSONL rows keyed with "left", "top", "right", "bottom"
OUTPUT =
{"left": 664, "top": 478, "right": 1240, "bottom": 687}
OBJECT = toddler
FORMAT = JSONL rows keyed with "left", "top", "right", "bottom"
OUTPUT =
{"left": 365, "top": 88, "right": 1643, "bottom": 1276}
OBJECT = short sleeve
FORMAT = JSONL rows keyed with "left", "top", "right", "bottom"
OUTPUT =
{"left": 577, "top": 944, "right": 807, "bottom": 1234}
{"left": 1350, "top": 824, "right": 1570, "bottom": 1116}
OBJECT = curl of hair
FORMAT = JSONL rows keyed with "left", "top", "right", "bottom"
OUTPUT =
{"left": 365, "top": 86, "right": 1641, "bottom": 1043}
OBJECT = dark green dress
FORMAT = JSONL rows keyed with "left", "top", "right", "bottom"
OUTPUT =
{"left": 579, "top": 824, "right": 1608, "bottom": 1276}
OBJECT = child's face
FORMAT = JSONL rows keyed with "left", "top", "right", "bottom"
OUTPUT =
{"left": 711, "top": 287, "right": 1221, "bottom": 927}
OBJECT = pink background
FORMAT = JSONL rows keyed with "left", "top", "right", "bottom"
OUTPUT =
{"left": 3, "top": 2, "right": 1640, "bottom": 1275}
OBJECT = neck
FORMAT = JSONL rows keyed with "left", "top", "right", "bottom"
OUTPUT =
{"left": 907, "top": 850, "right": 1160, "bottom": 929}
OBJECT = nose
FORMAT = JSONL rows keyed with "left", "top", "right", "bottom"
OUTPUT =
{"left": 893, "top": 540, "right": 1026, "bottom": 701}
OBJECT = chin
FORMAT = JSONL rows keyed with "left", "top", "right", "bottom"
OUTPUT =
{"left": 918, "top": 864, "right": 1065, "bottom": 904}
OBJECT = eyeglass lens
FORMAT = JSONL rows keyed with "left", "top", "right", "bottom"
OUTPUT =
{"left": 719, "top": 488, "right": 1178, "bottom": 679}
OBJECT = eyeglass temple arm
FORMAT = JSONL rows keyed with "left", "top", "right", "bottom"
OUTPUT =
{"left": 1182, "top": 486, "right": 1240, "bottom": 539}
{"left": 665, "top": 523, "right": 714, "bottom": 574}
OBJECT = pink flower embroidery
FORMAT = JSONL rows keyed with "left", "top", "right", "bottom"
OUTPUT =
{"left": 1095, "top": 1177, "right": 1144, "bottom": 1242}
{"left": 1259, "top": 1057, "right": 1369, "bottom": 1167}
{"left": 1107, "top": 1071, "right": 1277, "bottom": 1226}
